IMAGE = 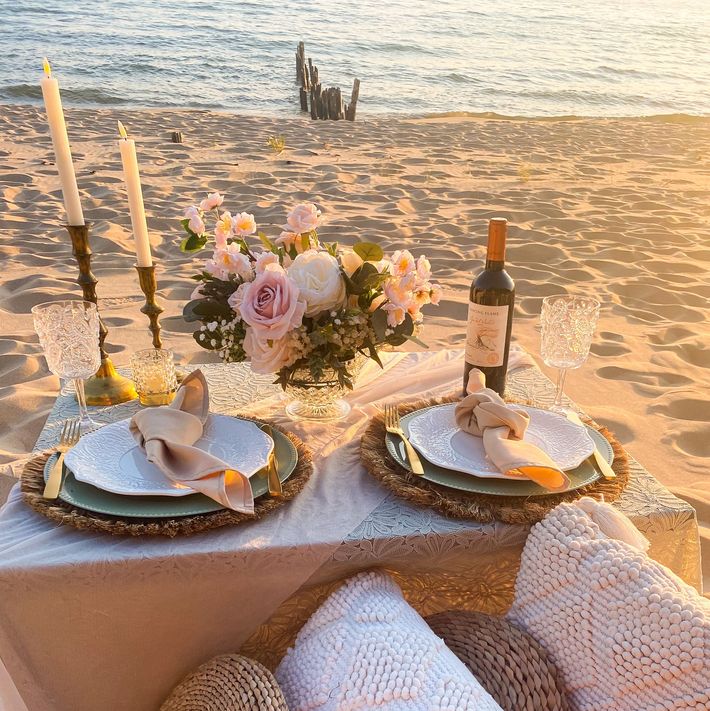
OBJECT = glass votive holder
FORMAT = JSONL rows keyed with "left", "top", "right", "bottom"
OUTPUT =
{"left": 130, "top": 348, "right": 178, "bottom": 406}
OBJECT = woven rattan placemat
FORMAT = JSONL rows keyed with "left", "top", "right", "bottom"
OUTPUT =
{"left": 361, "top": 396, "right": 629, "bottom": 525}
{"left": 21, "top": 419, "right": 312, "bottom": 537}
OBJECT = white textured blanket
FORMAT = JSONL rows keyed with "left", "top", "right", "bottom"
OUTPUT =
{"left": 508, "top": 498, "right": 710, "bottom": 710}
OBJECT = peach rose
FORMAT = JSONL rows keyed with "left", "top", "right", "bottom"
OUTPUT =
{"left": 232, "top": 212, "right": 257, "bottom": 236}
{"left": 390, "top": 249, "right": 416, "bottom": 277}
{"left": 214, "top": 210, "right": 233, "bottom": 249}
{"left": 340, "top": 249, "right": 364, "bottom": 276}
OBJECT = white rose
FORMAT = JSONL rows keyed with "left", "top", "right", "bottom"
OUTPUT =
{"left": 287, "top": 250, "right": 346, "bottom": 317}
{"left": 340, "top": 249, "right": 364, "bottom": 276}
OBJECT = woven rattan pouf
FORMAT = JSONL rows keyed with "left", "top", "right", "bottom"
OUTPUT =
{"left": 426, "top": 611, "right": 569, "bottom": 711}
{"left": 160, "top": 654, "right": 288, "bottom": 711}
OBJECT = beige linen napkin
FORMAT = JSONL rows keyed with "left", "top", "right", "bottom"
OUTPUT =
{"left": 129, "top": 370, "right": 254, "bottom": 513}
{"left": 455, "top": 369, "right": 570, "bottom": 491}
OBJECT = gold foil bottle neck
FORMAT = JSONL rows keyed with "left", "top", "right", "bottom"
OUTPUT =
{"left": 487, "top": 218, "right": 507, "bottom": 261}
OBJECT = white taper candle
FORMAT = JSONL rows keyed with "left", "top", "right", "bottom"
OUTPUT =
{"left": 117, "top": 121, "right": 153, "bottom": 267}
{"left": 39, "top": 58, "right": 85, "bottom": 226}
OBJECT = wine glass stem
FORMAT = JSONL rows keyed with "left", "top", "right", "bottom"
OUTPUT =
{"left": 553, "top": 368, "right": 568, "bottom": 409}
{"left": 74, "top": 378, "right": 92, "bottom": 428}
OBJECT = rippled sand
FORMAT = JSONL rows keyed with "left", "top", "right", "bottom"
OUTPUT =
{"left": 1, "top": 104, "right": 708, "bottom": 583}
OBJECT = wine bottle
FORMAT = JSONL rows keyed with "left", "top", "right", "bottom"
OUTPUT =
{"left": 463, "top": 218, "right": 515, "bottom": 396}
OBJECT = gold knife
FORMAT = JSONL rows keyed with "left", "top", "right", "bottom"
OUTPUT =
{"left": 565, "top": 410, "right": 616, "bottom": 480}
{"left": 261, "top": 423, "right": 283, "bottom": 497}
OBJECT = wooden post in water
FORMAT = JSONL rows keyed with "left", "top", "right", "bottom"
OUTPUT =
{"left": 299, "top": 87, "right": 309, "bottom": 112}
{"left": 295, "top": 43, "right": 360, "bottom": 121}
{"left": 170, "top": 131, "right": 184, "bottom": 143}
{"left": 345, "top": 79, "right": 360, "bottom": 121}
{"left": 296, "top": 41, "right": 305, "bottom": 85}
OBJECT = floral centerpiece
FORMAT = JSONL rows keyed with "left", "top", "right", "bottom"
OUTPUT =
{"left": 179, "top": 193, "right": 440, "bottom": 418}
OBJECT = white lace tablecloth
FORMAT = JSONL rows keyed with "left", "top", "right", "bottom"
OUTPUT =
{"left": 0, "top": 350, "right": 701, "bottom": 711}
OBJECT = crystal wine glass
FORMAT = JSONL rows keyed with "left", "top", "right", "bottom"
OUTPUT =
{"left": 540, "top": 295, "right": 600, "bottom": 412}
{"left": 32, "top": 300, "right": 102, "bottom": 433}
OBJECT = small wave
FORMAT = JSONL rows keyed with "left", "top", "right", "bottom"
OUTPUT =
{"left": 2, "top": 84, "right": 43, "bottom": 100}
{"left": 1, "top": 83, "right": 127, "bottom": 106}
{"left": 421, "top": 110, "right": 709, "bottom": 122}
{"left": 445, "top": 73, "right": 482, "bottom": 84}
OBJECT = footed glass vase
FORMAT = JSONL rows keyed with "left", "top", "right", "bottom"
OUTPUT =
{"left": 284, "top": 355, "right": 368, "bottom": 422}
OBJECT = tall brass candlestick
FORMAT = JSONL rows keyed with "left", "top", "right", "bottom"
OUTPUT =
{"left": 66, "top": 224, "right": 137, "bottom": 405}
{"left": 135, "top": 265, "right": 163, "bottom": 349}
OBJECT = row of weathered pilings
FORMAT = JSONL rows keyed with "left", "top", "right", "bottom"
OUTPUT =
{"left": 295, "top": 42, "right": 360, "bottom": 121}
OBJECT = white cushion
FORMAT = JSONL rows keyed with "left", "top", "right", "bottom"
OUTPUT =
{"left": 275, "top": 570, "right": 503, "bottom": 711}
{"left": 508, "top": 501, "right": 710, "bottom": 710}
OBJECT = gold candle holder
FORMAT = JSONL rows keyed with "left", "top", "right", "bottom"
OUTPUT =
{"left": 135, "top": 265, "right": 164, "bottom": 349}
{"left": 66, "top": 224, "right": 137, "bottom": 405}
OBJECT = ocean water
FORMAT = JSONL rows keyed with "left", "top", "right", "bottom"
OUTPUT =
{"left": 1, "top": 0, "right": 708, "bottom": 117}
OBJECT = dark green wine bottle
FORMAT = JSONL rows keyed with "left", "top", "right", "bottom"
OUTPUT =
{"left": 463, "top": 218, "right": 515, "bottom": 397}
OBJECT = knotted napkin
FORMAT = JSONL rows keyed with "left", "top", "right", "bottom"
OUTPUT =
{"left": 129, "top": 370, "right": 254, "bottom": 513}
{"left": 455, "top": 369, "right": 570, "bottom": 491}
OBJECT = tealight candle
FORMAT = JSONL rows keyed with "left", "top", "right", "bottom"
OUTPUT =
{"left": 40, "top": 58, "right": 85, "bottom": 226}
{"left": 117, "top": 121, "right": 153, "bottom": 267}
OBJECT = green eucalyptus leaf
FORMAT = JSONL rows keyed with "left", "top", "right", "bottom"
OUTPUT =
{"left": 183, "top": 298, "right": 232, "bottom": 323}
{"left": 403, "top": 333, "right": 429, "bottom": 349}
{"left": 180, "top": 233, "right": 207, "bottom": 253}
{"left": 257, "top": 231, "right": 276, "bottom": 252}
{"left": 353, "top": 242, "right": 384, "bottom": 262}
{"left": 341, "top": 269, "right": 364, "bottom": 296}
{"left": 371, "top": 309, "right": 388, "bottom": 341}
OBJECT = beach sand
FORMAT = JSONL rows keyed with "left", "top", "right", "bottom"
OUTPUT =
{"left": 1, "top": 104, "right": 708, "bottom": 584}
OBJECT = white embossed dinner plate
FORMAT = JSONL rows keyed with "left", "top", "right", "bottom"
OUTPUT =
{"left": 405, "top": 403, "right": 595, "bottom": 479}
{"left": 64, "top": 415, "right": 274, "bottom": 496}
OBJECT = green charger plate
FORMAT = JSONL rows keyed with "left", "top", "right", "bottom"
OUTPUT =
{"left": 43, "top": 424, "right": 299, "bottom": 518}
{"left": 385, "top": 406, "right": 614, "bottom": 497}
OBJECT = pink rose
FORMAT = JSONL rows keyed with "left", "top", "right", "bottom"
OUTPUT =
{"left": 286, "top": 203, "right": 320, "bottom": 234}
{"left": 238, "top": 264, "right": 305, "bottom": 339}
{"left": 232, "top": 212, "right": 257, "bottom": 236}
{"left": 430, "top": 284, "right": 442, "bottom": 305}
{"left": 255, "top": 251, "right": 280, "bottom": 273}
{"left": 199, "top": 192, "right": 224, "bottom": 211}
{"left": 243, "top": 329, "right": 295, "bottom": 374}
{"left": 227, "top": 282, "right": 247, "bottom": 315}
{"left": 184, "top": 206, "right": 205, "bottom": 235}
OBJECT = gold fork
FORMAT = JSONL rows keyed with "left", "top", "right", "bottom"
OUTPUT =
{"left": 384, "top": 403, "right": 424, "bottom": 476}
{"left": 44, "top": 418, "right": 80, "bottom": 499}
{"left": 259, "top": 423, "right": 283, "bottom": 498}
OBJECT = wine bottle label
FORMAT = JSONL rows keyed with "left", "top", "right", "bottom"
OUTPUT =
{"left": 465, "top": 302, "right": 509, "bottom": 367}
